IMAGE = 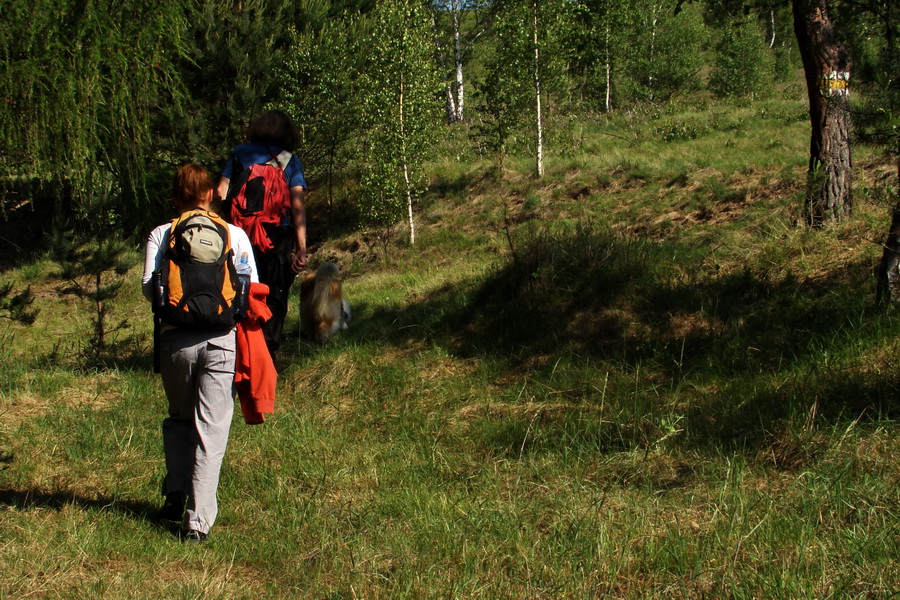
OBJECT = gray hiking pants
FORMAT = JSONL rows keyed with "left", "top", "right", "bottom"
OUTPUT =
{"left": 159, "top": 328, "right": 235, "bottom": 535}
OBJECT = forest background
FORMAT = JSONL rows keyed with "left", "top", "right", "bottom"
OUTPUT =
{"left": 1, "top": 0, "right": 900, "bottom": 598}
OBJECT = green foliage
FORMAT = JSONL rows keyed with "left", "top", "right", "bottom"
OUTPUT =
{"left": 768, "top": 6, "right": 800, "bottom": 82}
{"left": 472, "top": 58, "right": 531, "bottom": 163}
{"left": 566, "top": 0, "right": 645, "bottom": 110}
{"left": 1, "top": 92, "right": 899, "bottom": 599}
{"left": 281, "top": 14, "right": 371, "bottom": 206}
{"left": 52, "top": 177, "right": 133, "bottom": 366}
{"left": 525, "top": 0, "right": 706, "bottom": 114}
{"left": 280, "top": 0, "right": 441, "bottom": 233}
{"left": 356, "top": 0, "right": 442, "bottom": 230}
{"left": 474, "top": 0, "right": 572, "bottom": 167}
{"left": 157, "top": 0, "right": 305, "bottom": 171}
{"left": 617, "top": 0, "right": 708, "bottom": 103}
{"left": 0, "top": 0, "right": 189, "bottom": 236}
{"left": 709, "top": 17, "right": 775, "bottom": 99}
{"left": 839, "top": 1, "right": 900, "bottom": 164}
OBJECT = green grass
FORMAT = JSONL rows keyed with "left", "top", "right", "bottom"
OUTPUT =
{"left": 1, "top": 92, "right": 899, "bottom": 598}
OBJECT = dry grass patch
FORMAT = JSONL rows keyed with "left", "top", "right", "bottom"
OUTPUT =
{"left": 1, "top": 371, "right": 124, "bottom": 426}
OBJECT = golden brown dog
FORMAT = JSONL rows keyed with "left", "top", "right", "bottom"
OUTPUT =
{"left": 299, "top": 262, "right": 351, "bottom": 343}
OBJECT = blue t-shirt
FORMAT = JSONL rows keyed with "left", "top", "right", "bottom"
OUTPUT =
{"left": 221, "top": 143, "right": 307, "bottom": 189}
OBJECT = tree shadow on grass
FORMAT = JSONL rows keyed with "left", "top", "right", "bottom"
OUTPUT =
{"left": 352, "top": 223, "right": 897, "bottom": 457}
{"left": 684, "top": 366, "right": 900, "bottom": 452}
{"left": 34, "top": 333, "right": 157, "bottom": 374}
{"left": 370, "top": 224, "right": 880, "bottom": 375}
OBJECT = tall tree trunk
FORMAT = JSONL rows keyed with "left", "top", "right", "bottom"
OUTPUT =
{"left": 769, "top": 10, "right": 777, "bottom": 49}
{"left": 604, "top": 22, "right": 612, "bottom": 112}
{"left": 648, "top": 3, "right": 659, "bottom": 102}
{"left": 875, "top": 160, "right": 900, "bottom": 306}
{"left": 533, "top": 0, "right": 544, "bottom": 178}
{"left": 430, "top": 10, "right": 457, "bottom": 123}
{"left": 451, "top": 0, "right": 465, "bottom": 122}
{"left": 443, "top": 75, "right": 458, "bottom": 124}
{"left": 792, "top": 0, "right": 853, "bottom": 226}
{"left": 399, "top": 76, "right": 416, "bottom": 244}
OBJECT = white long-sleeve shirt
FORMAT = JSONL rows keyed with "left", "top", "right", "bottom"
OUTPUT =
{"left": 142, "top": 221, "right": 259, "bottom": 303}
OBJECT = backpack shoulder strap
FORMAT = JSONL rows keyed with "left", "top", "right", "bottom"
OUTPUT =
{"left": 275, "top": 150, "right": 292, "bottom": 170}
{"left": 263, "top": 145, "right": 293, "bottom": 172}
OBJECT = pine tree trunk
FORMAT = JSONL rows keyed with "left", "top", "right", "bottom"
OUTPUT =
{"left": 875, "top": 160, "right": 900, "bottom": 306}
{"left": 792, "top": 0, "right": 853, "bottom": 226}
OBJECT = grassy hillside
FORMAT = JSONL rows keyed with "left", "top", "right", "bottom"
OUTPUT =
{"left": 1, "top": 91, "right": 898, "bottom": 598}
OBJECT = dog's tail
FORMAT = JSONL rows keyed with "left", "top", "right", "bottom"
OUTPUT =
{"left": 311, "top": 262, "right": 341, "bottom": 320}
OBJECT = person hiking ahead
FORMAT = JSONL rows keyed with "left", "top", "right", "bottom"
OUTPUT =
{"left": 142, "top": 163, "right": 258, "bottom": 543}
{"left": 217, "top": 109, "right": 307, "bottom": 358}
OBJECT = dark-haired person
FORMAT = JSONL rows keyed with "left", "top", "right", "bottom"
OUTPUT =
{"left": 142, "top": 163, "right": 258, "bottom": 543}
{"left": 217, "top": 109, "right": 307, "bottom": 357}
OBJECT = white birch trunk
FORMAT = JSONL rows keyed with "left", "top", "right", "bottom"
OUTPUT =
{"left": 404, "top": 162, "right": 415, "bottom": 245}
{"left": 399, "top": 76, "right": 416, "bottom": 244}
{"left": 445, "top": 81, "right": 457, "bottom": 123}
{"left": 454, "top": 59, "right": 464, "bottom": 123}
{"left": 430, "top": 10, "right": 457, "bottom": 123}
{"left": 648, "top": 4, "right": 658, "bottom": 102}
{"left": 769, "top": 10, "right": 777, "bottom": 49}
{"left": 604, "top": 23, "right": 611, "bottom": 112}
{"left": 451, "top": 0, "right": 464, "bottom": 122}
{"left": 533, "top": 0, "right": 544, "bottom": 178}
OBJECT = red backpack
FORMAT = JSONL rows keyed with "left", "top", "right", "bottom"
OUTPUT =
{"left": 225, "top": 149, "right": 291, "bottom": 252}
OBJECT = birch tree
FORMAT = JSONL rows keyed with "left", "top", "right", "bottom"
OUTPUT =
{"left": 358, "top": 0, "right": 441, "bottom": 244}
{"left": 431, "top": 0, "right": 504, "bottom": 123}
{"left": 477, "top": 0, "right": 570, "bottom": 177}
{"left": 618, "top": 0, "right": 706, "bottom": 103}
{"left": 567, "top": 1, "right": 631, "bottom": 112}
{"left": 281, "top": 14, "right": 370, "bottom": 208}
{"left": 709, "top": 16, "right": 775, "bottom": 98}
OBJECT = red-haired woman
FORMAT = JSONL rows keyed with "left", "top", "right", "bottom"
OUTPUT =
{"left": 141, "top": 163, "right": 258, "bottom": 543}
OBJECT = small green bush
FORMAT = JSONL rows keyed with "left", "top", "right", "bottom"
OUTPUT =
{"left": 709, "top": 19, "right": 776, "bottom": 99}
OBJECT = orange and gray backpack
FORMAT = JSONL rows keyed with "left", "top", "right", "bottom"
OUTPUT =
{"left": 224, "top": 148, "right": 291, "bottom": 253}
{"left": 153, "top": 209, "right": 239, "bottom": 331}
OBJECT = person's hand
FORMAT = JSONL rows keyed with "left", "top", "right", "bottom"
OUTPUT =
{"left": 291, "top": 248, "right": 307, "bottom": 273}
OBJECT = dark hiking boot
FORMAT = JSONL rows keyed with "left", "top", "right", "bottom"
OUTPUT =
{"left": 156, "top": 491, "right": 187, "bottom": 522}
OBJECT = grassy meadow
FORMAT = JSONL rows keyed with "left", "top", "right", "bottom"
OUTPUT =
{"left": 1, "top": 90, "right": 899, "bottom": 598}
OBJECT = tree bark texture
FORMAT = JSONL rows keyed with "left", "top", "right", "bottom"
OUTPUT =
{"left": 451, "top": 0, "right": 465, "bottom": 123}
{"left": 791, "top": 0, "right": 853, "bottom": 226}
{"left": 876, "top": 204, "right": 900, "bottom": 307}
{"left": 399, "top": 77, "right": 416, "bottom": 245}
{"left": 875, "top": 162, "right": 900, "bottom": 306}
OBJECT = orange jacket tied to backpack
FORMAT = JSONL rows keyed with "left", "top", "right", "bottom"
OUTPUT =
{"left": 234, "top": 282, "right": 277, "bottom": 424}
